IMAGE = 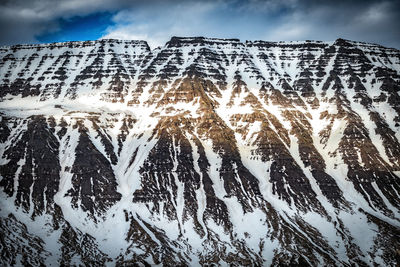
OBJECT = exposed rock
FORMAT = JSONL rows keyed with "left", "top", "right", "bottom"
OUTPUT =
{"left": 0, "top": 37, "right": 399, "bottom": 266}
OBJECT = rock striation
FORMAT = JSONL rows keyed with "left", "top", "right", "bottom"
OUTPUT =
{"left": 0, "top": 37, "right": 400, "bottom": 266}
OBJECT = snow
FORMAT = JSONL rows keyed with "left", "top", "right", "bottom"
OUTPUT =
{"left": 340, "top": 76, "right": 393, "bottom": 166}
{"left": 371, "top": 181, "right": 400, "bottom": 218}
{"left": 199, "top": 138, "right": 226, "bottom": 200}
{"left": 0, "top": 192, "right": 63, "bottom": 266}
{"left": 1, "top": 37, "right": 399, "bottom": 266}
{"left": 187, "top": 136, "right": 208, "bottom": 236}
{"left": 171, "top": 136, "right": 185, "bottom": 233}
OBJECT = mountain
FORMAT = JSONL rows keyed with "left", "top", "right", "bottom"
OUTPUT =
{"left": 0, "top": 36, "right": 400, "bottom": 266}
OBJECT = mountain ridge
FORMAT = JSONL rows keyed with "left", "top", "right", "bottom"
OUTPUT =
{"left": 2, "top": 36, "right": 397, "bottom": 50}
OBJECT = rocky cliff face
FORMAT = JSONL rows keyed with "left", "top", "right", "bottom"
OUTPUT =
{"left": 0, "top": 37, "right": 400, "bottom": 266}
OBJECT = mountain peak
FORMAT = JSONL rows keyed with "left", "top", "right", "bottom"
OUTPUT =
{"left": 166, "top": 36, "right": 242, "bottom": 47}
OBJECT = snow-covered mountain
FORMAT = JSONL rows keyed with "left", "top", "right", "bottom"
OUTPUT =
{"left": 0, "top": 37, "right": 400, "bottom": 266}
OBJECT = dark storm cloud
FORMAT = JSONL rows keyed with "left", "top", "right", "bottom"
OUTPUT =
{"left": 259, "top": 0, "right": 400, "bottom": 47}
{"left": 0, "top": 0, "right": 399, "bottom": 48}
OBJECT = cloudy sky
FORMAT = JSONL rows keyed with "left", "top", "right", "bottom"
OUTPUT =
{"left": 0, "top": 0, "right": 399, "bottom": 49}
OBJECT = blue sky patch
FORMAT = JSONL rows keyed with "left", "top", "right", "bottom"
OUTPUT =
{"left": 36, "top": 12, "right": 115, "bottom": 43}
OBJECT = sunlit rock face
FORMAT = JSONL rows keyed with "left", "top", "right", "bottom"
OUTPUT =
{"left": 0, "top": 37, "right": 400, "bottom": 266}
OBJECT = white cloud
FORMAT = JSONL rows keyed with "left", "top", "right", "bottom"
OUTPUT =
{"left": 101, "top": 1, "right": 222, "bottom": 48}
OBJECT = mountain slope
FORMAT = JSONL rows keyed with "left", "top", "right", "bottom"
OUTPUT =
{"left": 0, "top": 37, "right": 400, "bottom": 266}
